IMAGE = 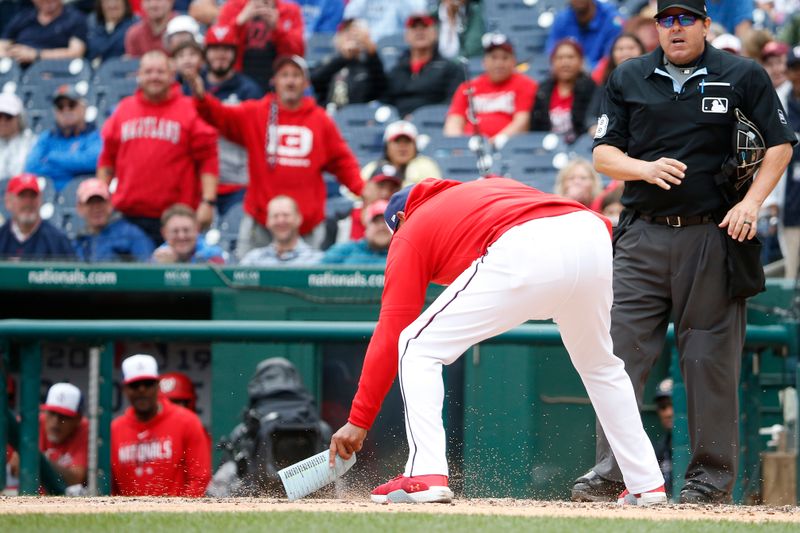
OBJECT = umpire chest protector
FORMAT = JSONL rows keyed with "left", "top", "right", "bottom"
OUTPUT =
{"left": 594, "top": 44, "right": 777, "bottom": 216}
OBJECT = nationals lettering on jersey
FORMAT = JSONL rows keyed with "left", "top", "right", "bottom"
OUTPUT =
{"left": 120, "top": 117, "right": 181, "bottom": 144}
{"left": 116, "top": 437, "right": 173, "bottom": 463}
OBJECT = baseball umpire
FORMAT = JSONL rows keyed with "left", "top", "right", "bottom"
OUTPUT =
{"left": 571, "top": 0, "right": 796, "bottom": 504}
{"left": 329, "top": 177, "right": 666, "bottom": 505}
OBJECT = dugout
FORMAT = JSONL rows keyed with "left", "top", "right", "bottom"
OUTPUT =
{"left": 0, "top": 262, "right": 798, "bottom": 503}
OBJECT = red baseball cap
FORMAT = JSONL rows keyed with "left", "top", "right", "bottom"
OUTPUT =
{"left": 6, "top": 173, "right": 40, "bottom": 195}
{"left": 762, "top": 41, "right": 789, "bottom": 60}
{"left": 205, "top": 24, "right": 238, "bottom": 47}
{"left": 365, "top": 199, "right": 389, "bottom": 221}
{"left": 406, "top": 14, "right": 436, "bottom": 28}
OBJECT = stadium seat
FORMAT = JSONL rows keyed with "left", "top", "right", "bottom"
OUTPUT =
{"left": 56, "top": 206, "right": 86, "bottom": 239}
{"left": 21, "top": 58, "right": 91, "bottom": 84}
{"left": 0, "top": 57, "right": 21, "bottom": 93}
{"left": 566, "top": 134, "right": 595, "bottom": 161}
{"left": 504, "top": 157, "right": 559, "bottom": 192}
{"left": 17, "top": 78, "right": 90, "bottom": 110}
{"left": 440, "top": 153, "right": 490, "bottom": 182}
{"left": 376, "top": 33, "right": 407, "bottom": 73}
{"left": 92, "top": 78, "right": 139, "bottom": 122}
{"left": 334, "top": 102, "right": 399, "bottom": 130}
{"left": 57, "top": 176, "right": 92, "bottom": 209}
{"left": 499, "top": 132, "right": 564, "bottom": 158}
{"left": 93, "top": 57, "right": 140, "bottom": 83}
{"left": 216, "top": 201, "right": 244, "bottom": 256}
{"left": 25, "top": 108, "right": 56, "bottom": 133}
{"left": 422, "top": 134, "right": 488, "bottom": 159}
{"left": 341, "top": 126, "right": 385, "bottom": 159}
{"left": 408, "top": 103, "right": 450, "bottom": 134}
{"left": 305, "top": 32, "right": 336, "bottom": 68}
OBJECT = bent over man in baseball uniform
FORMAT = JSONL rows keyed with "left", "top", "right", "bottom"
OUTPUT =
{"left": 329, "top": 177, "right": 667, "bottom": 505}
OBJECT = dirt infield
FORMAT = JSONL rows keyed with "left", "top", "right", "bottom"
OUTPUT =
{"left": 1, "top": 497, "right": 799, "bottom": 523}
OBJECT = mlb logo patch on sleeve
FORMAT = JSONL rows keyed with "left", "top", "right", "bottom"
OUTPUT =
{"left": 702, "top": 98, "right": 728, "bottom": 113}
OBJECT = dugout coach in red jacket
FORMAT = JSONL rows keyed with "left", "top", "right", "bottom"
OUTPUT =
{"left": 328, "top": 177, "right": 667, "bottom": 505}
{"left": 97, "top": 50, "right": 219, "bottom": 245}
{"left": 185, "top": 54, "right": 363, "bottom": 258}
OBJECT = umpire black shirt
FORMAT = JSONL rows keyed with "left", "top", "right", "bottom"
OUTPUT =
{"left": 593, "top": 43, "right": 796, "bottom": 216}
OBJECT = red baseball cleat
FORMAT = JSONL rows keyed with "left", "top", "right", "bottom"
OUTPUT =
{"left": 370, "top": 474, "right": 453, "bottom": 503}
{"left": 617, "top": 484, "right": 668, "bottom": 506}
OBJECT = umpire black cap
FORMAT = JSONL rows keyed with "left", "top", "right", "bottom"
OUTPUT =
{"left": 655, "top": 0, "right": 707, "bottom": 18}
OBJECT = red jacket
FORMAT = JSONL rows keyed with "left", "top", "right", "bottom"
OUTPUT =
{"left": 195, "top": 92, "right": 363, "bottom": 233}
{"left": 99, "top": 85, "right": 219, "bottom": 219}
{"left": 111, "top": 398, "right": 211, "bottom": 497}
{"left": 348, "top": 178, "right": 612, "bottom": 429}
{"left": 219, "top": 0, "right": 305, "bottom": 71}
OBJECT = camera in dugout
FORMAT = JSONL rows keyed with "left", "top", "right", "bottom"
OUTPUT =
{"left": 207, "top": 358, "right": 332, "bottom": 497}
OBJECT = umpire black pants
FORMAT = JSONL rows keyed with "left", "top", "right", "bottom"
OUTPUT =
{"left": 593, "top": 218, "right": 746, "bottom": 495}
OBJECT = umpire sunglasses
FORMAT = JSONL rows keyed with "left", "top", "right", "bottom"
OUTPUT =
{"left": 656, "top": 13, "right": 702, "bottom": 28}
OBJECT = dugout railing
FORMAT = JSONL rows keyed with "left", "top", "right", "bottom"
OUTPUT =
{"left": 0, "top": 319, "right": 797, "bottom": 502}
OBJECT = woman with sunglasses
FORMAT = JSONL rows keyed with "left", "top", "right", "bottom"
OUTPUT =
{"left": 572, "top": 0, "right": 795, "bottom": 506}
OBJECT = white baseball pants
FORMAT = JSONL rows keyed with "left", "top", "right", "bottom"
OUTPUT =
{"left": 397, "top": 211, "right": 664, "bottom": 494}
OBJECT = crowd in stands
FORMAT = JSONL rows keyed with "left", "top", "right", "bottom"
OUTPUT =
{"left": 0, "top": 0, "right": 798, "bottom": 272}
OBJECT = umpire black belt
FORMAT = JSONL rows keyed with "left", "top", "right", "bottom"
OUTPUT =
{"left": 639, "top": 214, "right": 715, "bottom": 228}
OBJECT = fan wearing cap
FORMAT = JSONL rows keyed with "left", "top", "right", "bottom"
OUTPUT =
{"left": 572, "top": 0, "right": 795, "bottom": 505}
{"left": 0, "top": 173, "right": 74, "bottom": 260}
{"left": 381, "top": 13, "right": 465, "bottom": 117}
{"left": 345, "top": 164, "right": 405, "bottom": 241}
{"left": 124, "top": 0, "right": 177, "bottom": 57}
{"left": 0, "top": 0, "right": 87, "bottom": 65}
{"left": 361, "top": 120, "right": 442, "bottom": 190}
{"left": 320, "top": 199, "right": 390, "bottom": 264}
{"left": 111, "top": 354, "right": 211, "bottom": 497}
{"left": 87, "top": 0, "right": 138, "bottom": 64}
{"left": 0, "top": 93, "right": 37, "bottom": 182}
{"left": 38, "top": 383, "right": 89, "bottom": 489}
{"left": 217, "top": 0, "right": 304, "bottom": 93}
{"left": 186, "top": 53, "right": 363, "bottom": 258}
{"left": 444, "top": 32, "right": 538, "bottom": 142}
{"left": 172, "top": 36, "right": 206, "bottom": 97}
{"left": 97, "top": 50, "right": 219, "bottom": 245}
{"left": 164, "top": 14, "right": 203, "bottom": 55}
{"left": 547, "top": 0, "right": 623, "bottom": 69}
{"left": 760, "top": 41, "right": 791, "bottom": 105}
{"left": 329, "top": 177, "right": 667, "bottom": 505}
{"left": 341, "top": 0, "right": 428, "bottom": 43}
{"left": 310, "top": 18, "right": 386, "bottom": 110}
{"left": 240, "top": 195, "right": 322, "bottom": 265}
{"left": 23, "top": 84, "right": 102, "bottom": 192}
{"left": 73, "top": 178, "right": 154, "bottom": 262}
{"left": 183, "top": 24, "right": 262, "bottom": 216}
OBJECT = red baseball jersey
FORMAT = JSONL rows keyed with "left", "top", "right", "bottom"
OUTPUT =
{"left": 98, "top": 85, "right": 219, "bottom": 219}
{"left": 447, "top": 73, "right": 538, "bottom": 137}
{"left": 39, "top": 414, "right": 89, "bottom": 470}
{"left": 110, "top": 398, "right": 211, "bottom": 497}
{"left": 348, "top": 178, "right": 612, "bottom": 429}
{"left": 195, "top": 92, "right": 363, "bottom": 234}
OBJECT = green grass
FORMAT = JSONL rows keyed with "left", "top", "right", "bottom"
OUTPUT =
{"left": 0, "top": 512, "right": 796, "bottom": 533}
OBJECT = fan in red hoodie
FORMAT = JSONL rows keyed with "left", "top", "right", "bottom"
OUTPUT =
{"left": 111, "top": 354, "right": 211, "bottom": 497}
{"left": 186, "top": 55, "right": 363, "bottom": 258}
{"left": 97, "top": 50, "right": 219, "bottom": 246}
{"left": 218, "top": 0, "right": 304, "bottom": 92}
{"left": 328, "top": 177, "right": 667, "bottom": 506}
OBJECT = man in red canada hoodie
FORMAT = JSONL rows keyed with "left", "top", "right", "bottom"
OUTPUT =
{"left": 186, "top": 55, "right": 363, "bottom": 258}
{"left": 218, "top": 0, "right": 304, "bottom": 92}
{"left": 97, "top": 50, "right": 219, "bottom": 245}
{"left": 328, "top": 177, "right": 667, "bottom": 506}
{"left": 111, "top": 354, "right": 211, "bottom": 497}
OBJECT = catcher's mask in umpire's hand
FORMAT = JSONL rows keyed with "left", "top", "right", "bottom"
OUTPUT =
{"left": 731, "top": 108, "right": 766, "bottom": 190}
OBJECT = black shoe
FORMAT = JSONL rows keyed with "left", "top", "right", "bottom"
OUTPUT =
{"left": 570, "top": 470, "right": 626, "bottom": 502}
{"left": 679, "top": 482, "right": 731, "bottom": 504}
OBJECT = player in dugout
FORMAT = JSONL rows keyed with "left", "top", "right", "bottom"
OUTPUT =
{"left": 111, "top": 354, "right": 211, "bottom": 496}
{"left": 328, "top": 176, "right": 667, "bottom": 506}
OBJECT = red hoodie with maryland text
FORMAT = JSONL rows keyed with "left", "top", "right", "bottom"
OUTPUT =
{"left": 348, "top": 178, "right": 613, "bottom": 429}
{"left": 111, "top": 397, "right": 211, "bottom": 497}
{"left": 98, "top": 85, "right": 219, "bottom": 219}
{"left": 195, "top": 92, "right": 363, "bottom": 234}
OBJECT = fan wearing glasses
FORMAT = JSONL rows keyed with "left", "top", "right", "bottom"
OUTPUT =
{"left": 572, "top": 0, "right": 795, "bottom": 506}
{"left": 23, "top": 84, "right": 102, "bottom": 192}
